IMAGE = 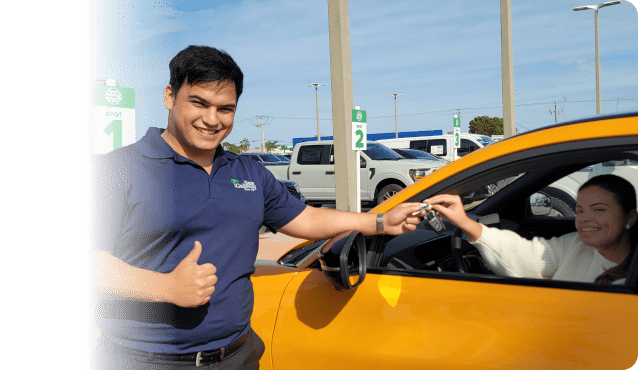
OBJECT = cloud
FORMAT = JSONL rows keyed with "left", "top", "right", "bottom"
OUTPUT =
{"left": 559, "top": 56, "right": 594, "bottom": 72}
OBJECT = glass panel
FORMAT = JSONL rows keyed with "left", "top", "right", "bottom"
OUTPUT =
{"left": 298, "top": 146, "right": 324, "bottom": 165}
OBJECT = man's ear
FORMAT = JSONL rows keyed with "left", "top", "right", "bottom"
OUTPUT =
{"left": 163, "top": 85, "right": 175, "bottom": 110}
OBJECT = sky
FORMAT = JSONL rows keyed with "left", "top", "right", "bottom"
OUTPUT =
{"left": 92, "top": 0, "right": 638, "bottom": 150}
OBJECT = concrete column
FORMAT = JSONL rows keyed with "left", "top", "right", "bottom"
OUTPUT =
{"left": 328, "top": 0, "right": 358, "bottom": 212}
{"left": 500, "top": 0, "right": 516, "bottom": 137}
{"left": 595, "top": 10, "right": 601, "bottom": 115}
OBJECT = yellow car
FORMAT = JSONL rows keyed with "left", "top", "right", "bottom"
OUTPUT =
{"left": 252, "top": 113, "right": 638, "bottom": 370}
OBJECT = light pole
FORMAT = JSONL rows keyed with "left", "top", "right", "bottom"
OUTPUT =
{"left": 572, "top": 0, "right": 621, "bottom": 115}
{"left": 307, "top": 83, "right": 326, "bottom": 140}
{"left": 389, "top": 93, "right": 403, "bottom": 138}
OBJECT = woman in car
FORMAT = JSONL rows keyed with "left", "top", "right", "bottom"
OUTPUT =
{"left": 426, "top": 175, "right": 638, "bottom": 284}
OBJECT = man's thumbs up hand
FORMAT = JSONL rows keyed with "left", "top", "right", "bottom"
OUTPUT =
{"left": 167, "top": 241, "right": 218, "bottom": 308}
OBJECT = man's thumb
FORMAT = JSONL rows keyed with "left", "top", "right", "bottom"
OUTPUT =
{"left": 184, "top": 241, "right": 202, "bottom": 264}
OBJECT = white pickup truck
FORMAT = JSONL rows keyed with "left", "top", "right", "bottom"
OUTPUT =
{"left": 264, "top": 140, "right": 446, "bottom": 206}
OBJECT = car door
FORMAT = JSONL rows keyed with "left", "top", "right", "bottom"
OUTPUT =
{"left": 358, "top": 153, "right": 371, "bottom": 201}
{"left": 458, "top": 138, "right": 480, "bottom": 157}
{"left": 326, "top": 145, "right": 371, "bottom": 202}
{"left": 270, "top": 260, "right": 638, "bottom": 370}
{"left": 270, "top": 133, "right": 638, "bottom": 369}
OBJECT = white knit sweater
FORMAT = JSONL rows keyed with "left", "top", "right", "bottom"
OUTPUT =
{"left": 471, "top": 225, "right": 620, "bottom": 283}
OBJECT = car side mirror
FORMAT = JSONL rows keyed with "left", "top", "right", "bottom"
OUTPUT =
{"left": 530, "top": 192, "right": 551, "bottom": 216}
{"left": 360, "top": 158, "right": 367, "bottom": 168}
{"left": 317, "top": 231, "right": 367, "bottom": 291}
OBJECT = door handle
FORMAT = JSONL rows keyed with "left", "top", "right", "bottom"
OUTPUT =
{"left": 325, "top": 171, "right": 335, "bottom": 175}
{"left": 292, "top": 171, "right": 301, "bottom": 175}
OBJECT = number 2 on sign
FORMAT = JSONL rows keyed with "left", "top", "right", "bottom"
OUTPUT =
{"left": 355, "top": 129, "right": 364, "bottom": 148}
{"left": 104, "top": 119, "right": 123, "bottom": 150}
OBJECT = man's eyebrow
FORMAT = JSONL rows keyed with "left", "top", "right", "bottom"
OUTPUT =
{"left": 187, "top": 94, "right": 209, "bottom": 103}
{"left": 187, "top": 94, "right": 236, "bottom": 108}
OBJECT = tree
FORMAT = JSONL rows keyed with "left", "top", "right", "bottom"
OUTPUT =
{"left": 239, "top": 138, "right": 250, "bottom": 152}
{"left": 468, "top": 116, "right": 504, "bottom": 136}
{"left": 222, "top": 142, "right": 241, "bottom": 154}
{"left": 264, "top": 140, "right": 278, "bottom": 153}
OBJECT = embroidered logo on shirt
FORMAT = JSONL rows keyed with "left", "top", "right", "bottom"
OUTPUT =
{"left": 231, "top": 179, "right": 257, "bottom": 191}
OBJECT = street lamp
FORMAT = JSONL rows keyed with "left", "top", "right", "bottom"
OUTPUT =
{"left": 307, "top": 83, "right": 326, "bottom": 140}
{"left": 389, "top": 93, "right": 403, "bottom": 138}
{"left": 572, "top": 0, "right": 621, "bottom": 115}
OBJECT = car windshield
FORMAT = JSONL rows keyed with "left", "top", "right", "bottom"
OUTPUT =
{"left": 363, "top": 143, "right": 405, "bottom": 160}
{"left": 397, "top": 149, "right": 443, "bottom": 161}
{"left": 475, "top": 136, "right": 496, "bottom": 146}
{"left": 259, "top": 154, "right": 282, "bottom": 162}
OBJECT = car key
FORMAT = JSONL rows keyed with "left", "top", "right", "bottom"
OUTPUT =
{"left": 413, "top": 203, "right": 446, "bottom": 234}
{"left": 424, "top": 209, "right": 446, "bottom": 234}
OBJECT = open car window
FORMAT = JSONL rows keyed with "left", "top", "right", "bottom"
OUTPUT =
{"left": 379, "top": 171, "right": 527, "bottom": 273}
{"left": 371, "top": 142, "right": 638, "bottom": 294}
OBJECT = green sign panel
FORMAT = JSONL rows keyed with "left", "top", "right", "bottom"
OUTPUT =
{"left": 352, "top": 109, "right": 367, "bottom": 123}
{"left": 94, "top": 84, "right": 135, "bottom": 108}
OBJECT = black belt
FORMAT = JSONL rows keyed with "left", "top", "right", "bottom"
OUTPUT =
{"left": 110, "top": 332, "right": 250, "bottom": 367}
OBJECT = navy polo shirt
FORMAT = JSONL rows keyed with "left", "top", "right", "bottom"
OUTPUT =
{"left": 94, "top": 127, "right": 306, "bottom": 354}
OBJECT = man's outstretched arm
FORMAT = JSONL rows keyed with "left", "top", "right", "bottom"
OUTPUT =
{"left": 277, "top": 202, "right": 427, "bottom": 240}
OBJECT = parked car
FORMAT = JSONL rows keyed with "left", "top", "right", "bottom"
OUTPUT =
{"left": 273, "top": 154, "right": 291, "bottom": 163}
{"left": 240, "top": 152, "right": 289, "bottom": 165}
{"left": 277, "top": 178, "right": 305, "bottom": 204}
{"left": 251, "top": 112, "right": 638, "bottom": 369}
{"left": 392, "top": 148, "right": 449, "bottom": 163}
{"left": 260, "top": 178, "right": 307, "bottom": 233}
{"left": 264, "top": 140, "right": 446, "bottom": 206}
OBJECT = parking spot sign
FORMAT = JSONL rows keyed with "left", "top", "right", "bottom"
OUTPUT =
{"left": 453, "top": 115, "right": 461, "bottom": 149}
{"left": 352, "top": 109, "right": 367, "bottom": 151}
{"left": 92, "top": 83, "right": 135, "bottom": 154}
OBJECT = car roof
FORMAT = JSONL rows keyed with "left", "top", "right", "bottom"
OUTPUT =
{"left": 371, "top": 112, "right": 638, "bottom": 213}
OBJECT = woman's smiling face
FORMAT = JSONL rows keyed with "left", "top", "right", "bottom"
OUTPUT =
{"left": 575, "top": 186, "right": 632, "bottom": 252}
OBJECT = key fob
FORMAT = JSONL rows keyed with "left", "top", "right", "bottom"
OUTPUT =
{"left": 424, "top": 210, "right": 446, "bottom": 234}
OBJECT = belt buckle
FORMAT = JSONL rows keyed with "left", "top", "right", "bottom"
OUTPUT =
{"left": 220, "top": 347, "right": 226, "bottom": 360}
{"left": 195, "top": 351, "right": 203, "bottom": 367}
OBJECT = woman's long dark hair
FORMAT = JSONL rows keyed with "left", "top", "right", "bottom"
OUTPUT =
{"left": 578, "top": 175, "right": 638, "bottom": 284}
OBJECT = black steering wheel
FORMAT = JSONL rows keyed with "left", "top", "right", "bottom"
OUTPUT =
{"left": 451, "top": 227, "right": 470, "bottom": 273}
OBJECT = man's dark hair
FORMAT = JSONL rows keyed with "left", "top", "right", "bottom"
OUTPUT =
{"left": 169, "top": 45, "right": 244, "bottom": 100}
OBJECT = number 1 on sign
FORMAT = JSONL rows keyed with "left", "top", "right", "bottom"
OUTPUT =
{"left": 104, "top": 119, "right": 123, "bottom": 150}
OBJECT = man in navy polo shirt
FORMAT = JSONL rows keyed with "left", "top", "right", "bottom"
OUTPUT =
{"left": 94, "top": 45, "right": 426, "bottom": 369}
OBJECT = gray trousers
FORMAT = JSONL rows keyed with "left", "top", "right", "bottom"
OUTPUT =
{"left": 93, "top": 329, "right": 265, "bottom": 370}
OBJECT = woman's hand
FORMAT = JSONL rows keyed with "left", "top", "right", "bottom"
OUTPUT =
{"left": 425, "top": 194, "right": 483, "bottom": 242}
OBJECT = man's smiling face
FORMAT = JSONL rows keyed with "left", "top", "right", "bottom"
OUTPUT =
{"left": 163, "top": 80, "right": 237, "bottom": 160}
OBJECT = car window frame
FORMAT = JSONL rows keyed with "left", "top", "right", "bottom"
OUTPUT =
{"left": 365, "top": 137, "right": 638, "bottom": 295}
